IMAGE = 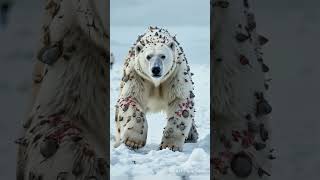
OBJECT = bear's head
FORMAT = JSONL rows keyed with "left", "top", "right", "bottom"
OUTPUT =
{"left": 134, "top": 28, "right": 177, "bottom": 87}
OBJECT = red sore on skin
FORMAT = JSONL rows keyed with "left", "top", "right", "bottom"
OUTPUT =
{"left": 47, "top": 116, "right": 82, "bottom": 144}
{"left": 231, "top": 129, "right": 255, "bottom": 148}
{"left": 213, "top": 158, "right": 224, "bottom": 170}
{"left": 118, "top": 96, "right": 142, "bottom": 113}
{"left": 175, "top": 98, "right": 193, "bottom": 117}
{"left": 241, "top": 130, "right": 255, "bottom": 148}
{"left": 119, "top": 96, "right": 137, "bottom": 109}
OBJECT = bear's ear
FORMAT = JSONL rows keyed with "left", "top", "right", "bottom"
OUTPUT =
{"left": 135, "top": 44, "right": 143, "bottom": 55}
{"left": 168, "top": 42, "right": 175, "bottom": 51}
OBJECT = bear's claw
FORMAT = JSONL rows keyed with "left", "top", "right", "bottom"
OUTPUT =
{"left": 159, "top": 136, "right": 185, "bottom": 152}
{"left": 159, "top": 144, "right": 182, "bottom": 152}
{"left": 124, "top": 138, "right": 145, "bottom": 149}
{"left": 122, "top": 124, "right": 147, "bottom": 149}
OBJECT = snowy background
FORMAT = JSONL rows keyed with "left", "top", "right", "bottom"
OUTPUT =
{"left": 0, "top": 0, "right": 320, "bottom": 179}
{"left": 110, "top": 0, "right": 210, "bottom": 179}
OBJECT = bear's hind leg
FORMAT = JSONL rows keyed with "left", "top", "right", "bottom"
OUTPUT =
{"left": 185, "top": 120, "right": 198, "bottom": 143}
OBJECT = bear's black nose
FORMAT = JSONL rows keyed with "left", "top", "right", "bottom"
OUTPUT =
{"left": 151, "top": 67, "right": 161, "bottom": 77}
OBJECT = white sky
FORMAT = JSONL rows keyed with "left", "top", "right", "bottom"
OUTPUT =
{"left": 110, "top": 0, "right": 210, "bottom": 27}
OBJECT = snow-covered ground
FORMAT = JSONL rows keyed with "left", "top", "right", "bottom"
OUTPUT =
{"left": 110, "top": 26, "right": 210, "bottom": 179}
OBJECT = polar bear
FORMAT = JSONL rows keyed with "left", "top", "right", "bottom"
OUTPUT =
{"left": 114, "top": 27, "right": 198, "bottom": 151}
{"left": 16, "top": 0, "right": 109, "bottom": 179}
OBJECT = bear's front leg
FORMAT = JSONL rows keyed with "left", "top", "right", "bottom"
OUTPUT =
{"left": 160, "top": 98, "right": 195, "bottom": 151}
{"left": 115, "top": 96, "right": 148, "bottom": 149}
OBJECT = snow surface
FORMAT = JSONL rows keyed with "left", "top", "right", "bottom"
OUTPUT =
{"left": 110, "top": 26, "right": 210, "bottom": 179}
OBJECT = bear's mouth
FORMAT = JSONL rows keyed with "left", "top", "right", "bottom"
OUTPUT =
{"left": 152, "top": 74, "right": 162, "bottom": 78}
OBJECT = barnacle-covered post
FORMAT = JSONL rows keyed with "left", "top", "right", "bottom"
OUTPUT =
{"left": 212, "top": 0, "right": 273, "bottom": 179}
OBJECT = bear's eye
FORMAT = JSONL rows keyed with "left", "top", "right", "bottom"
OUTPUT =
{"left": 146, "top": 55, "right": 152, "bottom": 60}
{"left": 160, "top": 55, "right": 166, "bottom": 59}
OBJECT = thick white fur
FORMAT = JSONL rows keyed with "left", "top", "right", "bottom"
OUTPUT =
{"left": 17, "top": 0, "right": 108, "bottom": 179}
{"left": 114, "top": 27, "right": 198, "bottom": 151}
{"left": 212, "top": 0, "right": 272, "bottom": 179}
